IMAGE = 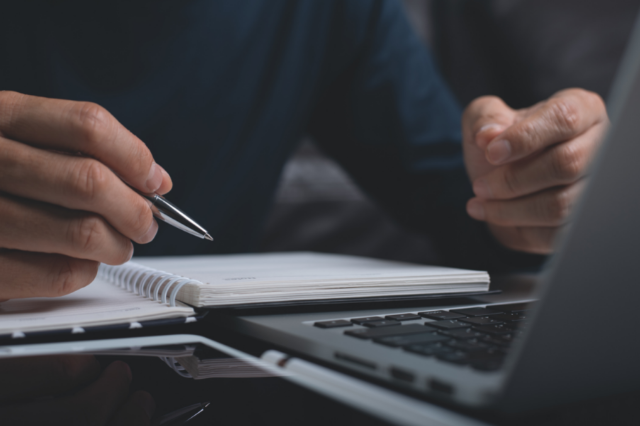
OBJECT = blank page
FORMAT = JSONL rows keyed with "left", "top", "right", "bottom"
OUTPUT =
{"left": 0, "top": 277, "right": 194, "bottom": 334}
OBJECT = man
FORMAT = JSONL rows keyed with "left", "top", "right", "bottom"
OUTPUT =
{"left": 0, "top": 0, "right": 607, "bottom": 302}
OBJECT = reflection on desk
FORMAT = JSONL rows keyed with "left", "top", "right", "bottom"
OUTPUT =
{"left": 0, "top": 345, "right": 389, "bottom": 426}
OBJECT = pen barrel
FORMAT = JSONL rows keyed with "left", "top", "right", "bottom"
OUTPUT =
{"left": 144, "top": 194, "right": 210, "bottom": 239}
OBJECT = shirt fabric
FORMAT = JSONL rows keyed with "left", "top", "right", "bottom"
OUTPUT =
{"left": 0, "top": 0, "right": 544, "bottom": 272}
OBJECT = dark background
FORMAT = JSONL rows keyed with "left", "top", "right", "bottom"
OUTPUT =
{"left": 260, "top": 0, "right": 640, "bottom": 264}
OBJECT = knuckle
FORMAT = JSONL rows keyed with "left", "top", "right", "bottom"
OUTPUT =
{"left": 49, "top": 257, "right": 96, "bottom": 297}
{"left": 529, "top": 228, "right": 555, "bottom": 254}
{"left": 494, "top": 226, "right": 526, "bottom": 252}
{"left": 500, "top": 166, "right": 520, "bottom": 196}
{"left": 127, "top": 202, "right": 153, "bottom": 239}
{"left": 72, "top": 159, "right": 110, "bottom": 204}
{"left": 551, "top": 144, "right": 583, "bottom": 182}
{"left": 0, "top": 91, "right": 24, "bottom": 132}
{"left": 515, "top": 121, "right": 540, "bottom": 153}
{"left": 0, "top": 90, "right": 21, "bottom": 108}
{"left": 69, "top": 214, "right": 107, "bottom": 254}
{"left": 516, "top": 227, "right": 552, "bottom": 254}
{"left": 73, "top": 102, "right": 112, "bottom": 147}
{"left": 548, "top": 98, "right": 580, "bottom": 134}
{"left": 494, "top": 225, "right": 555, "bottom": 254}
{"left": 543, "top": 189, "right": 572, "bottom": 223}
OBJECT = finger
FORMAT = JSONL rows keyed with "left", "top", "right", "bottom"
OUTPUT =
{"left": 487, "top": 224, "right": 558, "bottom": 254}
{"left": 0, "top": 195, "right": 134, "bottom": 265}
{"left": 473, "top": 127, "right": 600, "bottom": 199}
{"left": 108, "top": 391, "right": 155, "bottom": 426}
{"left": 0, "top": 91, "right": 172, "bottom": 194}
{"left": 484, "top": 89, "right": 607, "bottom": 165}
{"left": 0, "top": 136, "right": 158, "bottom": 243}
{"left": 467, "top": 184, "right": 583, "bottom": 227}
{"left": 462, "top": 96, "right": 517, "bottom": 149}
{"left": 0, "top": 355, "right": 100, "bottom": 402}
{"left": 0, "top": 250, "right": 99, "bottom": 299}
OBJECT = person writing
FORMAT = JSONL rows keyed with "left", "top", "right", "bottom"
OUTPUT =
{"left": 0, "top": 0, "right": 608, "bottom": 302}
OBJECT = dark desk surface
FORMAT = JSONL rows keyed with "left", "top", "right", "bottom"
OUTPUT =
{"left": 1, "top": 276, "right": 640, "bottom": 426}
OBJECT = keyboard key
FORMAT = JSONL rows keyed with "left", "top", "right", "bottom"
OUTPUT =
{"left": 450, "top": 307, "right": 500, "bottom": 317}
{"left": 481, "top": 334, "right": 516, "bottom": 347}
{"left": 473, "top": 324, "right": 515, "bottom": 335}
{"left": 375, "top": 332, "right": 449, "bottom": 348}
{"left": 418, "top": 310, "right": 466, "bottom": 320}
{"left": 446, "top": 339, "right": 489, "bottom": 352}
{"left": 459, "top": 317, "right": 504, "bottom": 326}
{"left": 471, "top": 359, "right": 503, "bottom": 372}
{"left": 351, "top": 317, "right": 384, "bottom": 325}
{"left": 438, "top": 328, "right": 485, "bottom": 340}
{"left": 487, "top": 302, "right": 532, "bottom": 314}
{"left": 435, "top": 350, "right": 504, "bottom": 368}
{"left": 405, "top": 342, "right": 453, "bottom": 357}
{"left": 385, "top": 313, "right": 421, "bottom": 321}
{"left": 362, "top": 320, "right": 401, "bottom": 328}
{"left": 490, "top": 313, "right": 527, "bottom": 323}
{"left": 314, "top": 320, "right": 352, "bottom": 329}
{"left": 436, "top": 351, "right": 470, "bottom": 365}
{"left": 466, "top": 348, "right": 505, "bottom": 360}
{"left": 424, "top": 320, "right": 469, "bottom": 330}
{"left": 344, "top": 324, "right": 432, "bottom": 340}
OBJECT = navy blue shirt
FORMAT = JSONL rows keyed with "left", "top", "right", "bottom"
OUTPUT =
{"left": 1, "top": 0, "right": 542, "bottom": 271}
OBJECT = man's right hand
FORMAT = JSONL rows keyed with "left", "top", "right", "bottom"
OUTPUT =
{"left": 0, "top": 91, "right": 172, "bottom": 301}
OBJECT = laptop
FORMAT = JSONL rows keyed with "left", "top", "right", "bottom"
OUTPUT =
{"left": 216, "top": 11, "right": 640, "bottom": 416}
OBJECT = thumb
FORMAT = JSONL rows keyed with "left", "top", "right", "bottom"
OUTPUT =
{"left": 462, "top": 96, "right": 516, "bottom": 149}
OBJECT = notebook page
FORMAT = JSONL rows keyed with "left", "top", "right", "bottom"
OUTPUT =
{"left": 132, "top": 252, "right": 489, "bottom": 307}
{"left": 134, "top": 252, "right": 488, "bottom": 286}
{"left": 0, "top": 277, "right": 194, "bottom": 334}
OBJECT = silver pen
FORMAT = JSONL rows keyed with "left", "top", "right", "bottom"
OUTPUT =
{"left": 133, "top": 189, "right": 213, "bottom": 241}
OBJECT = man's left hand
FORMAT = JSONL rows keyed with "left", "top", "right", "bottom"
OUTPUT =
{"left": 462, "top": 89, "right": 609, "bottom": 254}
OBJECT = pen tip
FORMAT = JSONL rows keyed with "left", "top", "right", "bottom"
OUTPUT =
{"left": 204, "top": 233, "right": 213, "bottom": 241}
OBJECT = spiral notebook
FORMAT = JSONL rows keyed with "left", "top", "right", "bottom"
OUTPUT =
{"left": 0, "top": 252, "right": 490, "bottom": 335}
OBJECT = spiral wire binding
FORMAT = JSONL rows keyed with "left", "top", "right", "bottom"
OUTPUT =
{"left": 98, "top": 262, "right": 203, "bottom": 307}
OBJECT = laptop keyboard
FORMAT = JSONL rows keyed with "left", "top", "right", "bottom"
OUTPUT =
{"left": 313, "top": 302, "right": 531, "bottom": 372}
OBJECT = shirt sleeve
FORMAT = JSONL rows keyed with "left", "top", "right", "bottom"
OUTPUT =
{"left": 307, "top": 0, "right": 545, "bottom": 273}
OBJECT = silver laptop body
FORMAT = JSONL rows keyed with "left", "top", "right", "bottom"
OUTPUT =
{"left": 219, "top": 11, "right": 640, "bottom": 414}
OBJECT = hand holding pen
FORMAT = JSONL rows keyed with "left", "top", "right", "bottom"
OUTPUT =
{"left": 0, "top": 92, "right": 208, "bottom": 303}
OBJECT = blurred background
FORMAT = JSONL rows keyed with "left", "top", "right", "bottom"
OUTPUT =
{"left": 260, "top": 0, "right": 640, "bottom": 264}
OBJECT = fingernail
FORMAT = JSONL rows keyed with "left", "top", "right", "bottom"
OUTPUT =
{"left": 137, "top": 392, "right": 156, "bottom": 418}
{"left": 476, "top": 124, "right": 506, "bottom": 149}
{"left": 146, "top": 162, "right": 163, "bottom": 193}
{"left": 140, "top": 219, "right": 158, "bottom": 243}
{"left": 486, "top": 139, "right": 511, "bottom": 164}
{"left": 127, "top": 244, "right": 134, "bottom": 261}
{"left": 159, "top": 164, "right": 171, "bottom": 182}
{"left": 467, "top": 200, "right": 485, "bottom": 220}
{"left": 473, "top": 179, "right": 492, "bottom": 198}
{"left": 157, "top": 164, "right": 172, "bottom": 194}
{"left": 477, "top": 124, "right": 505, "bottom": 134}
